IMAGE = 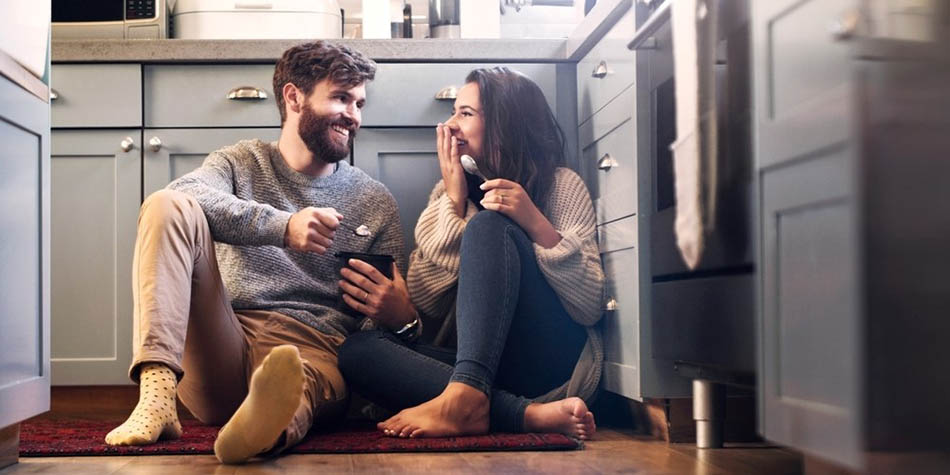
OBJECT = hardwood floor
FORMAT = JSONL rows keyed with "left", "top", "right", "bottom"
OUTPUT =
{"left": 1, "top": 387, "right": 803, "bottom": 474}
{"left": 1, "top": 428, "right": 803, "bottom": 474}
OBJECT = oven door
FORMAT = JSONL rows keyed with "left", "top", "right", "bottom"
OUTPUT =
{"left": 643, "top": 10, "right": 755, "bottom": 374}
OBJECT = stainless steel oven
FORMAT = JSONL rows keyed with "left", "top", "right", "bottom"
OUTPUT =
{"left": 633, "top": 0, "right": 755, "bottom": 446}
{"left": 52, "top": 0, "right": 167, "bottom": 39}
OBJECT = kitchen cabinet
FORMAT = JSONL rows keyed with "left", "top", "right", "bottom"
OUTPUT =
{"left": 753, "top": 0, "right": 950, "bottom": 469}
{"left": 579, "top": 2, "right": 691, "bottom": 402}
{"left": 49, "top": 64, "right": 142, "bottom": 385}
{"left": 143, "top": 128, "right": 281, "bottom": 196}
{"left": 352, "top": 128, "right": 442, "bottom": 250}
{"left": 50, "top": 130, "right": 141, "bottom": 385}
{"left": 0, "top": 61, "right": 50, "bottom": 456}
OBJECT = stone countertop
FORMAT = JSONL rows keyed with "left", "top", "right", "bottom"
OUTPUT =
{"left": 52, "top": 38, "right": 569, "bottom": 63}
{"left": 51, "top": 0, "right": 633, "bottom": 64}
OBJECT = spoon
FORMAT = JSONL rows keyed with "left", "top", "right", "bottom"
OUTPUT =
{"left": 339, "top": 222, "right": 372, "bottom": 237}
{"left": 460, "top": 154, "right": 488, "bottom": 182}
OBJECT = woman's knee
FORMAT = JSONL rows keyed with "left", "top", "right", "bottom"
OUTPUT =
{"left": 462, "top": 210, "right": 529, "bottom": 249}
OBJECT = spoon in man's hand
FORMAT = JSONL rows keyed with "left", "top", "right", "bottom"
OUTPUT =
{"left": 460, "top": 155, "right": 488, "bottom": 182}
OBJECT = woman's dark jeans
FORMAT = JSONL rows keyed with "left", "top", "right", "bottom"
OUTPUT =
{"left": 339, "top": 211, "right": 587, "bottom": 432}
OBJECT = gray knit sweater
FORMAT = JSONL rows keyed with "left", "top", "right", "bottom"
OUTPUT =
{"left": 407, "top": 167, "right": 605, "bottom": 402}
{"left": 167, "top": 139, "right": 406, "bottom": 338}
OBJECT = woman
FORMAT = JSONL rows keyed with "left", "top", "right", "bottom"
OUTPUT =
{"left": 338, "top": 67, "right": 604, "bottom": 439}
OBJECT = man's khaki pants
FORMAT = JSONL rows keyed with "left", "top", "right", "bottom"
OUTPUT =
{"left": 130, "top": 189, "right": 348, "bottom": 451}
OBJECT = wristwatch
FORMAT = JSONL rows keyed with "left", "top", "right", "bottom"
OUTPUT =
{"left": 394, "top": 316, "right": 422, "bottom": 342}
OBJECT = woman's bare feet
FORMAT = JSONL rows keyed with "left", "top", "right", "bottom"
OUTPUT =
{"left": 524, "top": 397, "right": 596, "bottom": 440}
{"left": 378, "top": 382, "right": 489, "bottom": 438}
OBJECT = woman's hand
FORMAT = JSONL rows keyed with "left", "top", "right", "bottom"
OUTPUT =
{"left": 480, "top": 179, "right": 562, "bottom": 248}
{"left": 436, "top": 123, "right": 467, "bottom": 217}
{"left": 340, "top": 261, "right": 418, "bottom": 330}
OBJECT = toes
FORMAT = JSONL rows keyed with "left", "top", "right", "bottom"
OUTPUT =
{"left": 408, "top": 427, "right": 425, "bottom": 438}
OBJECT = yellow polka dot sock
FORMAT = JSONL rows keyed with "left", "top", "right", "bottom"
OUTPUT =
{"left": 213, "top": 345, "right": 304, "bottom": 464}
{"left": 104, "top": 363, "right": 182, "bottom": 446}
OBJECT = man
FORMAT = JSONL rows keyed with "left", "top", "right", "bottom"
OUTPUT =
{"left": 104, "top": 41, "right": 420, "bottom": 464}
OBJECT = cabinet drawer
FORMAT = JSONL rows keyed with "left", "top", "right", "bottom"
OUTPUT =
{"left": 577, "top": 6, "right": 636, "bottom": 125}
{"left": 581, "top": 89, "right": 637, "bottom": 224}
{"left": 600, "top": 246, "right": 641, "bottom": 396}
{"left": 363, "top": 63, "right": 558, "bottom": 127}
{"left": 145, "top": 65, "right": 280, "bottom": 127}
{"left": 51, "top": 64, "right": 142, "bottom": 128}
{"left": 597, "top": 214, "right": 637, "bottom": 253}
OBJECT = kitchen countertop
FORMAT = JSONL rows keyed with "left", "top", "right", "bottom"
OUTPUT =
{"left": 52, "top": 0, "right": 633, "bottom": 64}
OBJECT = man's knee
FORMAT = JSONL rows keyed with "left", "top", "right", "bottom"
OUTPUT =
{"left": 140, "top": 189, "right": 201, "bottom": 225}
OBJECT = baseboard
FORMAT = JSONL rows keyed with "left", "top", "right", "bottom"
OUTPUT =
{"left": 0, "top": 424, "right": 18, "bottom": 470}
{"left": 35, "top": 386, "right": 194, "bottom": 421}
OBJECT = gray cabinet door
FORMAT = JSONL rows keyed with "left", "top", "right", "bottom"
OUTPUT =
{"left": 143, "top": 128, "right": 281, "bottom": 196}
{"left": 50, "top": 130, "right": 140, "bottom": 385}
{"left": 753, "top": 0, "right": 862, "bottom": 468}
{"left": 352, "top": 128, "right": 443, "bottom": 250}
{"left": 0, "top": 75, "right": 51, "bottom": 427}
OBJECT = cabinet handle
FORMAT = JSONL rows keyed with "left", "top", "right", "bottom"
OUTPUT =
{"left": 120, "top": 137, "right": 135, "bottom": 152}
{"left": 597, "top": 153, "right": 619, "bottom": 171}
{"left": 434, "top": 86, "right": 458, "bottom": 101}
{"left": 49, "top": 89, "right": 59, "bottom": 101}
{"left": 149, "top": 136, "right": 163, "bottom": 152}
{"left": 227, "top": 86, "right": 268, "bottom": 101}
{"left": 829, "top": 8, "right": 861, "bottom": 40}
{"left": 604, "top": 297, "right": 618, "bottom": 312}
{"left": 591, "top": 61, "right": 610, "bottom": 79}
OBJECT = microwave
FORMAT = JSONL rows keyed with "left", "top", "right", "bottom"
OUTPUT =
{"left": 52, "top": 0, "right": 167, "bottom": 39}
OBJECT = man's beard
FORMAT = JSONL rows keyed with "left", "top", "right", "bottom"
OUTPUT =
{"left": 298, "top": 106, "right": 356, "bottom": 164}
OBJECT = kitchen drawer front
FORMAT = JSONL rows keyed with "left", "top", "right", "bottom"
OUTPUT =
{"left": 145, "top": 65, "right": 280, "bottom": 127}
{"left": 577, "top": 6, "right": 636, "bottom": 125}
{"left": 363, "top": 63, "right": 558, "bottom": 127}
{"left": 581, "top": 90, "right": 637, "bottom": 224}
{"left": 51, "top": 64, "right": 142, "bottom": 128}
{"left": 597, "top": 214, "right": 637, "bottom": 254}
{"left": 600, "top": 245, "right": 642, "bottom": 399}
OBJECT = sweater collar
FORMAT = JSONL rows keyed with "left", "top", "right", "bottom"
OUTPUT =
{"left": 269, "top": 141, "right": 351, "bottom": 188}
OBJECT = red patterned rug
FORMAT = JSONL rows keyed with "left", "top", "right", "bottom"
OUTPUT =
{"left": 19, "top": 418, "right": 581, "bottom": 456}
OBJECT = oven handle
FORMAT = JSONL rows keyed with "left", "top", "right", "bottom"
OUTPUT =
{"left": 627, "top": 0, "right": 672, "bottom": 50}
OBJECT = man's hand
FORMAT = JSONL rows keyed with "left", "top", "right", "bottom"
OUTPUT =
{"left": 339, "top": 261, "right": 418, "bottom": 329}
{"left": 285, "top": 207, "right": 343, "bottom": 254}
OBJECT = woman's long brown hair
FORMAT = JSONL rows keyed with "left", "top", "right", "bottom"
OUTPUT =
{"left": 465, "top": 67, "right": 566, "bottom": 207}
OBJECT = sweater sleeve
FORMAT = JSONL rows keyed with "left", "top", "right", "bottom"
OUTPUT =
{"left": 406, "top": 180, "right": 479, "bottom": 322}
{"left": 534, "top": 169, "right": 605, "bottom": 326}
{"left": 167, "top": 151, "right": 292, "bottom": 247}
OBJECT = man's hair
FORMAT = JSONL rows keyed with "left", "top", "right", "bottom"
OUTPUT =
{"left": 272, "top": 41, "right": 377, "bottom": 123}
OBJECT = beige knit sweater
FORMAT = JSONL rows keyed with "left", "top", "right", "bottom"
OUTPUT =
{"left": 407, "top": 167, "right": 605, "bottom": 402}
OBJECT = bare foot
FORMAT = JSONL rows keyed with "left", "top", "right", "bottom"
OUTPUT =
{"left": 377, "top": 382, "right": 489, "bottom": 438}
{"left": 524, "top": 397, "right": 596, "bottom": 440}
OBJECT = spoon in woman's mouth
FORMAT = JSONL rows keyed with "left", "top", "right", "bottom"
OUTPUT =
{"left": 460, "top": 155, "right": 488, "bottom": 182}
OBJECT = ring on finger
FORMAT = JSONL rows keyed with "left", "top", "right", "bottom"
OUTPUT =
{"left": 363, "top": 291, "right": 369, "bottom": 301}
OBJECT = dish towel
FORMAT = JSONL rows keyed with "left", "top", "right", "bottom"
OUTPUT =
{"left": 670, "top": 0, "right": 719, "bottom": 270}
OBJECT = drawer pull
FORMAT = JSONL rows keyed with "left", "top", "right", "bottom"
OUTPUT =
{"left": 605, "top": 297, "right": 618, "bottom": 312}
{"left": 829, "top": 8, "right": 860, "bottom": 41}
{"left": 148, "top": 136, "right": 163, "bottom": 152}
{"left": 591, "top": 61, "right": 611, "bottom": 79}
{"left": 120, "top": 137, "right": 135, "bottom": 152}
{"left": 227, "top": 86, "right": 268, "bottom": 101}
{"left": 49, "top": 89, "right": 59, "bottom": 101}
{"left": 597, "top": 153, "right": 619, "bottom": 171}
{"left": 434, "top": 86, "right": 458, "bottom": 101}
